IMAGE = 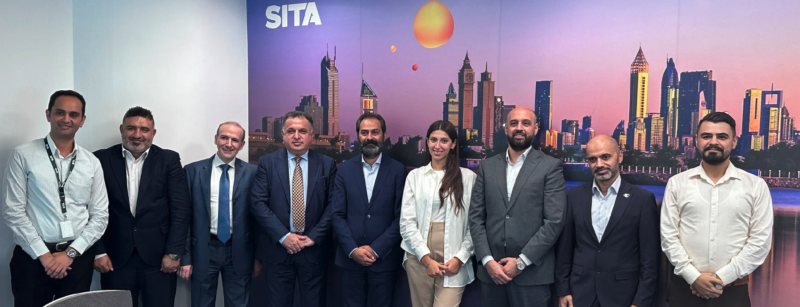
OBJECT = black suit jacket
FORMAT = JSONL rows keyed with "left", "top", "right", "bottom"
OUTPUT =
{"left": 94, "top": 144, "right": 191, "bottom": 267}
{"left": 555, "top": 178, "right": 660, "bottom": 307}
{"left": 250, "top": 149, "right": 336, "bottom": 264}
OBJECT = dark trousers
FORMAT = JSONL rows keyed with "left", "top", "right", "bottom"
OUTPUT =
{"left": 480, "top": 281, "right": 551, "bottom": 307}
{"left": 340, "top": 266, "right": 398, "bottom": 307}
{"left": 668, "top": 274, "right": 750, "bottom": 307}
{"left": 191, "top": 238, "right": 251, "bottom": 307}
{"left": 9, "top": 245, "right": 94, "bottom": 307}
{"left": 263, "top": 250, "right": 326, "bottom": 307}
{"left": 100, "top": 249, "right": 177, "bottom": 307}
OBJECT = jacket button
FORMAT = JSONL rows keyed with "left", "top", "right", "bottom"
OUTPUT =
{"left": 133, "top": 228, "right": 137, "bottom": 232}
{"left": 367, "top": 215, "right": 371, "bottom": 219}
{"left": 597, "top": 249, "right": 601, "bottom": 253}
{"left": 505, "top": 215, "right": 510, "bottom": 220}
{"left": 596, "top": 271, "right": 600, "bottom": 275}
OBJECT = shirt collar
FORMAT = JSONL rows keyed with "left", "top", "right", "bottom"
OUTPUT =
{"left": 122, "top": 145, "right": 150, "bottom": 161}
{"left": 506, "top": 146, "right": 533, "bottom": 166}
{"left": 362, "top": 153, "right": 382, "bottom": 169}
{"left": 213, "top": 154, "right": 236, "bottom": 169}
{"left": 287, "top": 150, "right": 309, "bottom": 162}
{"left": 690, "top": 161, "right": 741, "bottom": 184}
{"left": 46, "top": 134, "right": 78, "bottom": 159}
{"left": 592, "top": 175, "right": 622, "bottom": 197}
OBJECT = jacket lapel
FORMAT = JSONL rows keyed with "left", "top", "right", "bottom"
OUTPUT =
{"left": 581, "top": 183, "right": 600, "bottom": 245}
{"left": 306, "top": 151, "right": 321, "bottom": 203}
{"left": 232, "top": 158, "right": 245, "bottom": 204}
{"left": 600, "top": 179, "right": 632, "bottom": 243}
{"left": 369, "top": 157, "right": 389, "bottom": 207}
{"left": 111, "top": 145, "right": 131, "bottom": 216}
{"left": 135, "top": 146, "right": 157, "bottom": 216}
{"left": 351, "top": 157, "right": 370, "bottom": 206}
{"left": 506, "top": 149, "right": 542, "bottom": 214}
{"left": 201, "top": 156, "right": 213, "bottom": 217}
{"left": 277, "top": 149, "right": 291, "bottom": 202}
{"left": 495, "top": 155, "right": 508, "bottom": 207}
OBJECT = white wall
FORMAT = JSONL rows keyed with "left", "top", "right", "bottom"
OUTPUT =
{"left": 0, "top": 1, "right": 248, "bottom": 306}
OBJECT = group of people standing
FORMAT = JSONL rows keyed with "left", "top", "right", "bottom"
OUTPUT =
{"left": 3, "top": 90, "right": 773, "bottom": 307}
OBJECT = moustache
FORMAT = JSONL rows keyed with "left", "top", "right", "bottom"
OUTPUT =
{"left": 704, "top": 145, "right": 724, "bottom": 152}
{"left": 362, "top": 139, "right": 380, "bottom": 146}
{"left": 594, "top": 167, "right": 611, "bottom": 173}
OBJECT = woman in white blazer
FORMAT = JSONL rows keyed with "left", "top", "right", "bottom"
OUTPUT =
{"left": 400, "top": 120, "right": 476, "bottom": 307}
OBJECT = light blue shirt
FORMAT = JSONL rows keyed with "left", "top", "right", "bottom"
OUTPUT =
{"left": 362, "top": 154, "right": 382, "bottom": 202}
{"left": 280, "top": 150, "right": 309, "bottom": 243}
{"left": 591, "top": 175, "right": 622, "bottom": 242}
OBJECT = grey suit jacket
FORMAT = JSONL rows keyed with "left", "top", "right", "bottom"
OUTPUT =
{"left": 469, "top": 148, "right": 567, "bottom": 286}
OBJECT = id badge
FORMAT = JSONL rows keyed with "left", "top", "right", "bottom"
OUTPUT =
{"left": 60, "top": 221, "right": 74, "bottom": 238}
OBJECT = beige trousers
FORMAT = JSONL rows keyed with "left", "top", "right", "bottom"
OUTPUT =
{"left": 405, "top": 222, "right": 465, "bottom": 307}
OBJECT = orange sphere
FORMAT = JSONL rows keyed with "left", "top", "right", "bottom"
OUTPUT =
{"left": 413, "top": 1, "right": 454, "bottom": 48}
{"left": 412, "top": 64, "right": 418, "bottom": 71}
{"left": 391, "top": 45, "right": 397, "bottom": 52}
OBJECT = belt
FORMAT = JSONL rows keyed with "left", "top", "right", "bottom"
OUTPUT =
{"left": 725, "top": 275, "right": 749, "bottom": 288}
{"left": 45, "top": 241, "right": 73, "bottom": 253}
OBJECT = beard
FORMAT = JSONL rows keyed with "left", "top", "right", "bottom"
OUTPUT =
{"left": 593, "top": 166, "right": 619, "bottom": 182}
{"left": 701, "top": 144, "right": 729, "bottom": 165}
{"left": 506, "top": 131, "right": 533, "bottom": 152}
{"left": 360, "top": 139, "right": 383, "bottom": 159}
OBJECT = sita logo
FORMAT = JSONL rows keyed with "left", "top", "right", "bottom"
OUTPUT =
{"left": 265, "top": 2, "right": 322, "bottom": 29}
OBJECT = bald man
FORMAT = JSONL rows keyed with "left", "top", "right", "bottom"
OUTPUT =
{"left": 469, "top": 107, "right": 567, "bottom": 307}
{"left": 554, "top": 135, "right": 659, "bottom": 307}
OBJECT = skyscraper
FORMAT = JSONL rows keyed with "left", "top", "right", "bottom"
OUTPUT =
{"left": 629, "top": 47, "right": 649, "bottom": 124}
{"left": 781, "top": 106, "right": 794, "bottom": 144}
{"left": 741, "top": 89, "right": 763, "bottom": 152}
{"left": 582, "top": 115, "right": 592, "bottom": 130}
{"left": 645, "top": 113, "right": 664, "bottom": 152}
{"left": 561, "top": 119, "right": 579, "bottom": 144}
{"left": 262, "top": 116, "right": 275, "bottom": 138}
{"left": 545, "top": 129, "right": 559, "bottom": 149}
{"left": 534, "top": 80, "right": 553, "bottom": 143}
{"left": 612, "top": 120, "right": 626, "bottom": 150}
{"left": 476, "top": 63, "right": 496, "bottom": 147}
{"left": 677, "top": 71, "right": 715, "bottom": 140}
{"left": 458, "top": 52, "right": 475, "bottom": 133}
{"left": 443, "top": 83, "right": 458, "bottom": 128}
{"left": 502, "top": 105, "right": 516, "bottom": 127}
{"left": 631, "top": 119, "right": 647, "bottom": 151}
{"left": 660, "top": 58, "right": 680, "bottom": 149}
{"left": 321, "top": 48, "right": 339, "bottom": 136}
{"left": 296, "top": 95, "right": 323, "bottom": 134}
{"left": 360, "top": 68, "right": 377, "bottom": 115}
{"left": 760, "top": 90, "right": 783, "bottom": 149}
{"left": 492, "top": 96, "right": 504, "bottom": 148}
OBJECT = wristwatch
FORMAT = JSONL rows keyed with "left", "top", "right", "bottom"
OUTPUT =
{"left": 516, "top": 257, "right": 527, "bottom": 271}
{"left": 167, "top": 254, "right": 181, "bottom": 261}
{"left": 66, "top": 247, "right": 80, "bottom": 259}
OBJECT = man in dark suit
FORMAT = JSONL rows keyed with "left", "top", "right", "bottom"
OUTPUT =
{"left": 331, "top": 113, "right": 407, "bottom": 307}
{"left": 178, "top": 121, "right": 262, "bottom": 307}
{"left": 250, "top": 111, "right": 336, "bottom": 307}
{"left": 469, "top": 106, "right": 567, "bottom": 307}
{"left": 555, "top": 135, "right": 660, "bottom": 307}
{"left": 93, "top": 106, "right": 190, "bottom": 307}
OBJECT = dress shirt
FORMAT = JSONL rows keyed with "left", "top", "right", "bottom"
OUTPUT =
{"left": 591, "top": 175, "right": 621, "bottom": 242}
{"left": 480, "top": 146, "right": 534, "bottom": 267}
{"left": 362, "top": 154, "right": 382, "bottom": 202}
{"left": 210, "top": 154, "right": 235, "bottom": 235}
{"left": 430, "top": 170, "right": 446, "bottom": 222}
{"left": 399, "top": 163, "right": 476, "bottom": 287}
{"left": 2, "top": 135, "right": 109, "bottom": 259}
{"left": 661, "top": 163, "right": 774, "bottom": 286}
{"left": 279, "top": 150, "right": 308, "bottom": 243}
{"left": 122, "top": 146, "right": 150, "bottom": 216}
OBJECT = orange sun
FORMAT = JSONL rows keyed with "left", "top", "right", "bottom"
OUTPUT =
{"left": 413, "top": 1, "right": 454, "bottom": 49}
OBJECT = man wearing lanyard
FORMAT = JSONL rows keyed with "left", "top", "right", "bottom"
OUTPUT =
{"left": 2, "top": 90, "right": 109, "bottom": 307}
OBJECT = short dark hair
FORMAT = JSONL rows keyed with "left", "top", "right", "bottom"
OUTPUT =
{"left": 698, "top": 112, "right": 736, "bottom": 135}
{"left": 356, "top": 113, "right": 387, "bottom": 133}
{"left": 123, "top": 106, "right": 155, "bottom": 125}
{"left": 49, "top": 90, "right": 86, "bottom": 115}
{"left": 284, "top": 111, "right": 313, "bottom": 130}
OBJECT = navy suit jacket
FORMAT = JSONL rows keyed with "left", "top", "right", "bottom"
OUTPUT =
{"left": 250, "top": 149, "right": 336, "bottom": 264}
{"left": 555, "top": 179, "right": 660, "bottom": 307}
{"left": 331, "top": 155, "right": 407, "bottom": 272}
{"left": 181, "top": 156, "right": 257, "bottom": 278}
{"left": 94, "top": 144, "right": 191, "bottom": 267}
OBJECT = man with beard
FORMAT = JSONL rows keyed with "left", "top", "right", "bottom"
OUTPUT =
{"left": 661, "top": 112, "right": 773, "bottom": 307}
{"left": 93, "top": 106, "right": 191, "bottom": 307}
{"left": 469, "top": 106, "right": 567, "bottom": 306}
{"left": 250, "top": 111, "right": 336, "bottom": 307}
{"left": 555, "top": 135, "right": 659, "bottom": 307}
{"left": 331, "top": 113, "right": 407, "bottom": 307}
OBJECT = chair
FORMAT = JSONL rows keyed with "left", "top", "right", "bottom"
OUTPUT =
{"left": 44, "top": 290, "right": 132, "bottom": 307}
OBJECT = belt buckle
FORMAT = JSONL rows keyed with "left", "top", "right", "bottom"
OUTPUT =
{"left": 55, "top": 242, "right": 70, "bottom": 252}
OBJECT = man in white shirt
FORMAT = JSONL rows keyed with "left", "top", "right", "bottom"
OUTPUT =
{"left": 661, "top": 112, "right": 773, "bottom": 307}
{"left": 2, "top": 90, "right": 109, "bottom": 307}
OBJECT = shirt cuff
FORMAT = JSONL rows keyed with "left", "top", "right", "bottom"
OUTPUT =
{"left": 279, "top": 233, "right": 290, "bottom": 244}
{"left": 518, "top": 254, "right": 532, "bottom": 267}
{"left": 481, "top": 256, "right": 495, "bottom": 266}
{"left": 372, "top": 250, "right": 379, "bottom": 258}
{"left": 715, "top": 265, "right": 738, "bottom": 285}
{"left": 69, "top": 237, "right": 89, "bottom": 255}
{"left": 29, "top": 241, "right": 50, "bottom": 260}
{"left": 349, "top": 248, "right": 358, "bottom": 258}
{"left": 681, "top": 265, "right": 702, "bottom": 286}
{"left": 95, "top": 253, "right": 108, "bottom": 260}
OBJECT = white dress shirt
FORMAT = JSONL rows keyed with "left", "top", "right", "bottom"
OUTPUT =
{"left": 123, "top": 147, "right": 149, "bottom": 216}
{"left": 430, "top": 170, "right": 446, "bottom": 223}
{"left": 362, "top": 154, "right": 382, "bottom": 202}
{"left": 2, "top": 135, "right": 109, "bottom": 258}
{"left": 480, "top": 146, "right": 534, "bottom": 267}
{"left": 661, "top": 163, "right": 774, "bottom": 285}
{"left": 280, "top": 150, "right": 308, "bottom": 243}
{"left": 210, "top": 154, "right": 235, "bottom": 235}
{"left": 591, "top": 175, "right": 621, "bottom": 242}
{"left": 400, "top": 164, "right": 476, "bottom": 287}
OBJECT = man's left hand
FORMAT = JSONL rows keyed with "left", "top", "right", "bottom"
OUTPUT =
{"left": 161, "top": 255, "right": 180, "bottom": 273}
{"left": 497, "top": 257, "right": 522, "bottom": 279}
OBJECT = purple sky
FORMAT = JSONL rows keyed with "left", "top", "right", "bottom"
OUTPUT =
{"left": 248, "top": 0, "right": 800, "bottom": 139}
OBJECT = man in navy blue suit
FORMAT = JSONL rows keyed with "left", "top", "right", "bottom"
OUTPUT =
{"left": 250, "top": 111, "right": 337, "bottom": 307}
{"left": 555, "top": 135, "right": 660, "bottom": 307}
{"left": 331, "top": 113, "right": 407, "bottom": 307}
{"left": 178, "top": 121, "right": 261, "bottom": 307}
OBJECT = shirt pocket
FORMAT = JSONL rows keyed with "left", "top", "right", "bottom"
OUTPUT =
{"left": 68, "top": 173, "right": 94, "bottom": 206}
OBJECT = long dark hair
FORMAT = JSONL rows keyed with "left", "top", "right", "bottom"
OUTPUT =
{"left": 422, "top": 120, "right": 465, "bottom": 215}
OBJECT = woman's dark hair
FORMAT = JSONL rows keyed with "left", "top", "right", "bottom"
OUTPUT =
{"left": 423, "top": 120, "right": 465, "bottom": 215}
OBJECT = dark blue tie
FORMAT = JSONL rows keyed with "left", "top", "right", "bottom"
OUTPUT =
{"left": 218, "top": 164, "right": 231, "bottom": 243}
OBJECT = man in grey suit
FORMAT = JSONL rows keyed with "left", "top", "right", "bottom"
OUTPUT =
{"left": 469, "top": 106, "right": 567, "bottom": 306}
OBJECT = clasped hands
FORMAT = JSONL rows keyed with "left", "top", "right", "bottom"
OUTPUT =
{"left": 281, "top": 233, "right": 315, "bottom": 254}
{"left": 691, "top": 272, "right": 726, "bottom": 300}
{"left": 421, "top": 255, "right": 463, "bottom": 278}
{"left": 39, "top": 252, "right": 73, "bottom": 279}
{"left": 485, "top": 257, "right": 523, "bottom": 285}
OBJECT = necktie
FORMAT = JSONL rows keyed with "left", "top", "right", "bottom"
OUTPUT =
{"left": 292, "top": 156, "right": 305, "bottom": 232}
{"left": 218, "top": 164, "right": 231, "bottom": 243}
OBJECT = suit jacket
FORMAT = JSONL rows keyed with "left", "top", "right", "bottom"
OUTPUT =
{"left": 555, "top": 179, "right": 660, "bottom": 307}
{"left": 94, "top": 144, "right": 191, "bottom": 267}
{"left": 250, "top": 149, "right": 336, "bottom": 264}
{"left": 180, "top": 156, "right": 257, "bottom": 278}
{"left": 331, "top": 155, "right": 407, "bottom": 272}
{"left": 468, "top": 148, "right": 567, "bottom": 286}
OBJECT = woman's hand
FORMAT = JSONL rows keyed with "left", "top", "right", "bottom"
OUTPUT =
{"left": 442, "top": 257, "right": 463, "bottom": 276}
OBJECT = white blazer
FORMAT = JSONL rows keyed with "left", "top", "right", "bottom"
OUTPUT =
{"left": 400, "top": 164, "right": 476, "bottom": 287}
